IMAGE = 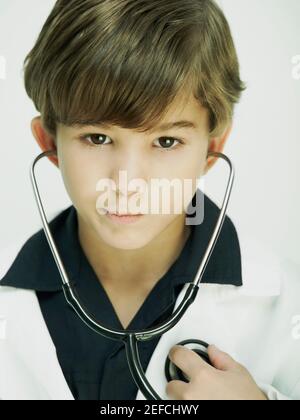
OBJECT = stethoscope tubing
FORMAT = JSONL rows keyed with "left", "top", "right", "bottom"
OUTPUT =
{"left": 30, "top": 150, "right": 235, "bottom": 400}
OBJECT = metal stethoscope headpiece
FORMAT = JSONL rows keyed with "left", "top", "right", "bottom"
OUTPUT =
{"left": 30, "top": 150, "right": 235, "bottom": 400}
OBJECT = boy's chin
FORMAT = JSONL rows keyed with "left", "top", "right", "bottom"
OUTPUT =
{"left": 99, "top": 231, "right": 153, "bottom": 251}
{"left": 95, "top": 216, "right": 154, "bottom": 249}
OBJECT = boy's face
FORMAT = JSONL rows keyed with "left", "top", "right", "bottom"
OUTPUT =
{"left": 33, "top": 92, "right": 229, "bottom": 251}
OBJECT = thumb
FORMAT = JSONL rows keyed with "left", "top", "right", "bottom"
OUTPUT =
{"left": 208, "top": 345, "right": 241, "bottom": 372}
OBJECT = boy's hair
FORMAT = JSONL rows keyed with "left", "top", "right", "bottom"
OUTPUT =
{"left": 23, "top": 0, "right": 246, "bottom": 139}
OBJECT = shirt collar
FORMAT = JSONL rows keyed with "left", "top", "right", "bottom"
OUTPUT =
{"left": 0, "top": 190, "right": 243, "bottom": 291}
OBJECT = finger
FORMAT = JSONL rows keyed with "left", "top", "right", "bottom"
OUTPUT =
{"left": 166, "top": 380, "right": 189, "bottom": 400}
{"left": 168, "top": 345, "right": 212, "bottom": 381}
{"left": 208, "top": 345, "right": 243, "bottom": 372}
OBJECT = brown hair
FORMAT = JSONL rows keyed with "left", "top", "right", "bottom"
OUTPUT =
{"left": 23, "top": 0, "right": 246, "bottom": 139}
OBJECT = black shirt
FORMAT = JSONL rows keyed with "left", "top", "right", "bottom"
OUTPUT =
{"left": 0, "top": 193, "right": 242, "bottom": 400}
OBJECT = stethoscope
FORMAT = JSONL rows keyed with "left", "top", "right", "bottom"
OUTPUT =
{"left": 30, "top": 150, "right": 235, "bottom": 400}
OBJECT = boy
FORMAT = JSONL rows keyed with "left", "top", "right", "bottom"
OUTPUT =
{"left": 1, "top": 0, "right": 300, "bottom": 400}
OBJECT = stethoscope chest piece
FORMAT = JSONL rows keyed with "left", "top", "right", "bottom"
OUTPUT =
{"left": 165, "top": 339, "right": 212, "bottom": 383}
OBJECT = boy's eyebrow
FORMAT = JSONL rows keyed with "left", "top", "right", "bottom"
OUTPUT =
{"left": 151, "top": 120, "right": 198, "bottom": 132}
{"left": 73, "top": 120, "right": 198, "bottom": 132}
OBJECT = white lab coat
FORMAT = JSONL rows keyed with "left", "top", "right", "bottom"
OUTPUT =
{"left": 0, "top": 233, "right": 300, "bottom": 400}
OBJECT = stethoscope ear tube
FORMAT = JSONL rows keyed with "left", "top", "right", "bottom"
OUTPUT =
{"left": 30, "top": 149, "right": 235, "bottom": 401}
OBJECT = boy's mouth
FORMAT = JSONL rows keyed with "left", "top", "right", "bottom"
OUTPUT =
{"left": 106, "top": 212, "right": 145, "bottom": 225}
{"left": 109, "top": 212, "right": 143, "bottom": 216}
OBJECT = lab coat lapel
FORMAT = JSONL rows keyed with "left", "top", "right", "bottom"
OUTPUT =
{"left": 0, "top": 286, "right": 74, "bottom": 400}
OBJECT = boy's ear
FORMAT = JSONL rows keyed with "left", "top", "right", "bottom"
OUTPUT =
{"left": 31, "top": 116, "right": 59, "bottom": 168}
{"left": 204, "top": 124, "right": 233, "bottom": 175}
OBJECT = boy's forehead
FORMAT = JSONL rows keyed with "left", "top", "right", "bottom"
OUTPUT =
{"left": 161, "top": 91, "right": 206, "bottom": 116}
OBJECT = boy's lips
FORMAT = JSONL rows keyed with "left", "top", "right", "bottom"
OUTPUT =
{"left": 106, "top": 212, "right": 145, "bottom": 225}
{"left": 108, "top": 212, "right": 143, "bottom": 216}
{"left": 105, "top": 208, "right": 145, "bottom": 216}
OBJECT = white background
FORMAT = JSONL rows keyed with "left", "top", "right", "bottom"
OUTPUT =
{"left": 0, "top": 0, "right": 299, "bottom": 266}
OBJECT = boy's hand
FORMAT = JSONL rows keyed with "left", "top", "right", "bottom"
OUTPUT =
{"left": 166, "top": 345, "right": 268, "bottom": 400}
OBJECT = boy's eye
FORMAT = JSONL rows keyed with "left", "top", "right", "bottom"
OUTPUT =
{"left": 79, "top": 134, "right": 183, "bottom": 151}
{"left": 153, "top": 137, "right": 182, "bottom": 150}
{"left": 83, "top": 133, "right": 109, "bottom": 146}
